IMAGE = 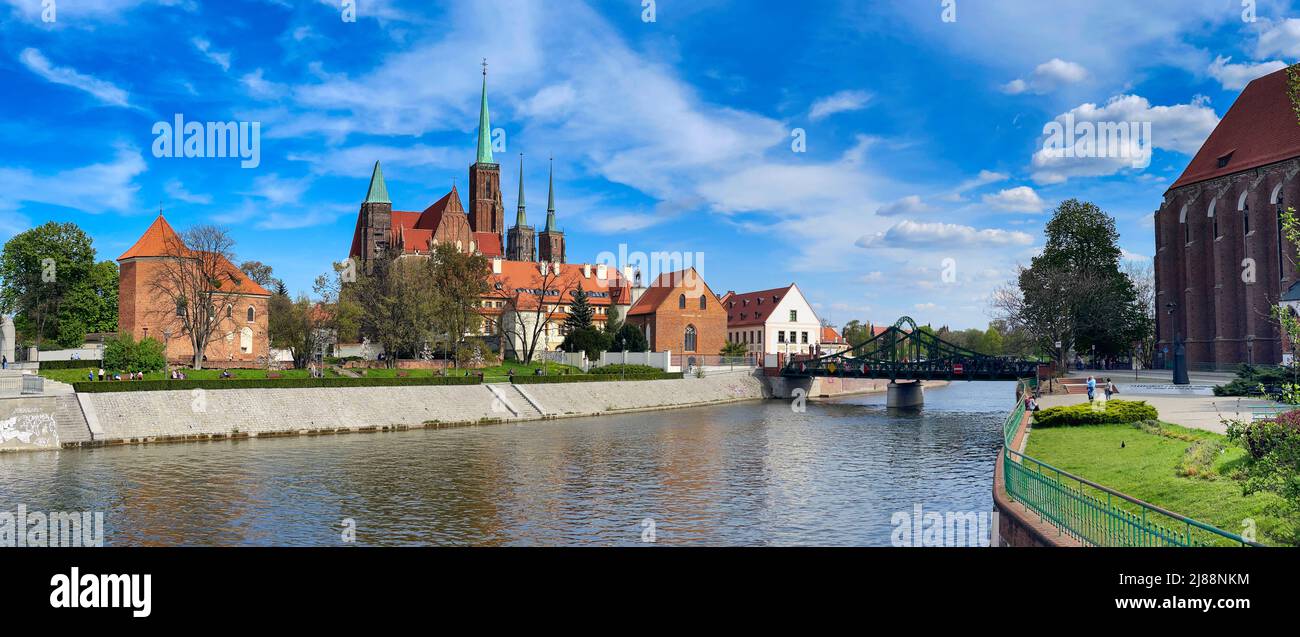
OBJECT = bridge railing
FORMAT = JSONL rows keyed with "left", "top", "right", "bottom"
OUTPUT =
{"left": 1001, "top": 385, "right": 1259, "bottom": 547}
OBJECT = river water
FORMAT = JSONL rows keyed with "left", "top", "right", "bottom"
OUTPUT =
{"left": 0, "top": 380, "right": 1016, "bottom": 546}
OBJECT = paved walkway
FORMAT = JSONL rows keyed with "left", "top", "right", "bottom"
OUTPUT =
{"left": 1037, "top": 388, "right": 1282, "bottom": 434}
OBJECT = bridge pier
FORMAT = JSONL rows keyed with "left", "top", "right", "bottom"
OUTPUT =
{"left": 887, "top": 381, "right": 924, "bottom": 409}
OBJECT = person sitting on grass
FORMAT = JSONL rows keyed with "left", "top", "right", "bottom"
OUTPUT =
{"left": 87, "top": 371, "right": 94, "bottom": 382}
{"left": 221, "top": 370, "right": 232, "bottom": 379}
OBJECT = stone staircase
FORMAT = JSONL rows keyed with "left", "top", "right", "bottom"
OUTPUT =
{"left": 51, "top": 394, "right": 93, "bottom": 445}
{"left": 485, "top": 383, "right": 545, "bottom": 420}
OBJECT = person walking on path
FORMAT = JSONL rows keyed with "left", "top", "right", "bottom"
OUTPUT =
{"left": 1086, "top": 376, "right": 1096, "bottom": 402}
{"left": 1, "top": 355, "right": 6, "bottom": 370}
{"left": 1105, "top": 378, "right": 1118, "bottom": 401}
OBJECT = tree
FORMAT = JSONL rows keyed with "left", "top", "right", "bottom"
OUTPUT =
{"left": 721, "top": 340, "right": 747, "bottom": 357}
{"left": 500, "top": 264, "right": 577, "bottom": 363}
{"left": 565, "top": 282, "right": 595, "bottom": 332}
{"left": 147, "top": 224, "right": 253, "bottom": 369}
{"left": 350, "top": 254, "right": 438, "bottom": 367}
{"left": 429, "top": 242, "right": 489, "bottom": 361}
{"left": 313, "top": 260, "right": 362, "bottom": 345}
{"left": 269, "top": 293, "right": 329, "bottom": 369}
{"left": 610, "top": 322, "right": 648, "bottom": 353}
{"left": 103, "top": 334, "right": 166, "bottom": 372}
{"left": 1123, "top": 259, "right": 1156, "bottom": 368}
{"left": 54, "top": 260, "right": 119, "bottom": 348}
{"left": 239, "top": 260, "right": 276, "bottom": 287}
{"left": 562, "top": 326, "right": 605, "bottom": 360}
{"left": 0, "top": 222, "right": 97, "bottom": 346}
{"left": 992, "top": 199, "right": 1145, "bottom": 367}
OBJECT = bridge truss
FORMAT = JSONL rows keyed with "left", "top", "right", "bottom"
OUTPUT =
{"left": 782, "top": 317, "right": 1041, "bottom": 381}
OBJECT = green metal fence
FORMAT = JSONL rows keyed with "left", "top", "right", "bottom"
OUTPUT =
{"left": 1001, "top": 385, "right": 1259, "bottom": 547}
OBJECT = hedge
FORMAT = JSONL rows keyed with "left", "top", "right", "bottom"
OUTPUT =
{"left": 39, "top": 359, "right": 102, "bottom": 370}
{"left": 588, "top": 364, "right": 663, "bottom": 375}
{"left": 73, "top": 375, "right": 482, "bottom": 393}
{"left": 1033, "top": 399, "right": 1159, "bottom": 428}
{"left": 510, "top": 372, "right": 683, "bottom": 384}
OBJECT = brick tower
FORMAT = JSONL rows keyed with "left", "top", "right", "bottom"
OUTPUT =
{"left": 468, "top": 62, "right": 503, "bottom": 238}
{"left": 506, "top": 153, "right": 536, "bottom": 262}
{"left": 538, "top": 158, "right": 566, "bottom": 264}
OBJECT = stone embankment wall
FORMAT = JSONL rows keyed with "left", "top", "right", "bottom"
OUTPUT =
{"left": 59, "top": 371, "right": 769, "bottom": 448}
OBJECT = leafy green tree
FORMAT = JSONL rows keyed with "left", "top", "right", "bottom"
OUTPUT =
{"left": 0, "top": 221, "right": 98, "bottom": 346}
{"left": 610, "top": 322, "right": 648, "bottom": 353}
{"left": 721, "top": 340, "right": 747, "bottom": 357}
{"left": 351, "top": 255, "right": 438, "bottom": 367}
{"left": 429, "top": 242, "right": 489, "bottom": 361}
{"left": 561, "top": 325, "right": 606, "bottom": 360}
{"left": 103, "top": 334, "right": 166, "bottom": 372}
{"left": 994, "top": 199, "right": 1145, "bottom": 366}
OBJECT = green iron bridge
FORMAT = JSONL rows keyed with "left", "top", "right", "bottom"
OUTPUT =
{"left": 781, "top": 317, "right": 1042, "bottom": 383}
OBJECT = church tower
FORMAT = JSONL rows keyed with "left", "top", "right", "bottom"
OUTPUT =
{"left": 468, "top": 61, "right": 503, "bottom": 237}
{"left": 538, "top": 158, "right": 566, "bottom": 264}
{"left": 359, "top": 160, "right": 392, "bottom": 270}
{"left": 506, "top": 154, "right": 536, "bottom": 262}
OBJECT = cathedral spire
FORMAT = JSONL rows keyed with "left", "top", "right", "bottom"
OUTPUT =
{"left": 476, "top": 60, "right": 494, "bottom": 165}
{"left": 545, "top": 157, "right": 556, "bottom": 232}
{"left": 515, "top": 153, "right": 527, "bottom": 226}
{"left": 364, "top": 160, "right": 391, "bottom": 204}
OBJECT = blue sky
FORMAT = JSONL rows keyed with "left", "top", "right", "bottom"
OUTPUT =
{"left": 3, "top": 0, "right": 1299, "bottom": 329}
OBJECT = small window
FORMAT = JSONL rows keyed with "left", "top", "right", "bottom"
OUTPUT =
{"left": 699, "top": 295, "right": 707, "bottom": 310}
{"left": 1217, "top": 151, "right": 1234, "bottom": 168}
{"left": 246, "top": 306, "right": 255, "bottom": 322}
{"left": 226, "top": 305, "right": 233, "bottom": 319}
{"left": 778, "top": 331, "right": 786, "bottom": 343}
{"left": 789, "top": 310, "right": 798, "bottom": 322}
{"left": 175, "top": 301, "right": 185, "bottom": 317}
{"left": 801, "top": 331, "right": 808, "bottom": 344}
{"left": 679, "top": 294, "right": 686, "bottom": 309}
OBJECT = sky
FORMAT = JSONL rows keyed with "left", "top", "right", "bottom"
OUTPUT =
{"left": 2, "top": 0, "right": 1299, "bottom": 330}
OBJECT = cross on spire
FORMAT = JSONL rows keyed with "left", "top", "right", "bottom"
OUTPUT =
{"left": 481, "top": 58, "right": 488, "bottom": 76}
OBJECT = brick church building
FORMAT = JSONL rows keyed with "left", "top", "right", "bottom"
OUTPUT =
{"left": 1155, "top": 66, "right": 1300, "bottom": 368}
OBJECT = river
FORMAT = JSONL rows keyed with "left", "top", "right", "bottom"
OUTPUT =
{"left": 0, "top": 380, "right": 1016, "bottom": 546}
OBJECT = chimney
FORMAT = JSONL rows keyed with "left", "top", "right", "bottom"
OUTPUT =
{"left": 583, "top": 264, "right": 591, "bottom": 278}
{"left": 491, "top": 258, "right": 502, "bottom": 274}
{"left": 539, "top": 262, "right": 548, "bottom": 275}
{"left": 596, "top": 264, "right": 607, "bottom": 280}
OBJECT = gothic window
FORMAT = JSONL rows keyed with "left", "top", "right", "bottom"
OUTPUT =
{"left": 247, "top": 306, "right": 255, "bottom": 323}
{"left": 699, "top": 295, "right": 707, "bottom": 310}
{"left": 1280, "top": 190, "right": 1287, "bottom": 281}
{"left": 226, "top": 305, "right": 233, "bottom": 319}
{"left": 1209, "top": 199, "right": 1219, "bottom": 239}
{"left": 684, "top": 325, "right": 697, "bottom": 352}
{"left": 679, "top": 294, "right": 686, "bottom": 309}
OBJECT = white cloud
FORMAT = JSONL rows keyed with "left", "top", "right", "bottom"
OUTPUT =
{"left": 855, "top": 220, "right": 1034, "bottom": 250}
{"left": 1207, "top": 55, "right": 1285, "bottom": 91}
{"left": 1257, "top": 18, "right": 1300, "bottom": 60}
{"left": 1031, "top": 94, "right": 1219, "bottom": 184}
{"left": 18, "top": 48, "right": 133, "bottom": 109}
{"left": 164, "top": 179, "right": 212, "bottom": 205}
{"left": 982, "top": 186, "right": 1045, "bottom": 213}
{"left": 0, "top": 145, "right": 146, "bottom": 213}
{"left": 191, "top": 37, "right": 231, "bottom": 72}
{"left": 1002, "top": 58, "right": 1088, "bottom": 94}
{"left": 876, "top": 195, "right": 935, "bottom": 217}
{"left": 241, "top": 69, "right": 288, "bottom": 99}
{"left": 288, "top": 144, "right": 462, "bottom": 178}
{"left": 809, "top": 89, "right": 872, "bottom": 121}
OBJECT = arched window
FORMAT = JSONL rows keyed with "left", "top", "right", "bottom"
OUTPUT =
{"left": 1179, "top": 204, "right": 1190, "bottom": 244}
{"left": 246, "top": 306, "right": 255, "bottom": 323}
{"left": 1279, "top": 188, "right": 1288, "bottom": 281}
{"left": 226, "top": 305, "right": 233, "bottom": 319}
{"left": 684, "top": 324, "right": 697, "bottom": 352}
{"left": 240, "top": 327, "right": 253, "bottom": 354}
{"left": 1239, "top": 191, "right": 1250, "bottom": 237}
{"left": 678, "top": 294, "right": 686, "bottom": 309}
{"left": 1208, "top": 199, "right": 1219, "bottom": 239}
{"left": 699, "top": 295, "right": 707, "bottom": 310}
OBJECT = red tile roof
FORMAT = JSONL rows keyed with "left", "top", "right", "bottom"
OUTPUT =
{"left": 721, "top": 285, "right": 793, "bottom": 327}
{"left": 119, "top": 216, "right": 270, "bottom": 296}
{"left": 1170, "top": 67, "right": 1300, "bottom": 191}
{"left": 474, "top": 232, "right": 503, "bottom": 257}
{"left": 821, "top": 325, "right": 843, "bottom": 344}
{"left": 627, "top": 268, "right": 716, "bottom": 316}
{"left": 487, "top": 261, "right": 629, "bottom": 310}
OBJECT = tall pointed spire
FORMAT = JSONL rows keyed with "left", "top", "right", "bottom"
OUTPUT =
{"left": 365, "top": 160, "right": 391, "bottom": 204}
{"left": 476, "top": 59, "right": 494, "bottom": 165}
{"left": 515, "top": 153, "right": 527, "bottom": 226}
{"left": 545, "top": 157, "right": 557, "bottom": 232}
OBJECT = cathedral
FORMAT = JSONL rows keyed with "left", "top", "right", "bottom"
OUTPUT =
{"left": 348, "top": 67, "right": 566, "bottom": 268}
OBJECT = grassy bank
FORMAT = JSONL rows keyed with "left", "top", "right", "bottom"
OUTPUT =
{"left": 41, "top": 367, "right": 340, "bottom": 384}
{"left": 1025, "top": 421, "right": 1296, "bottom": 546}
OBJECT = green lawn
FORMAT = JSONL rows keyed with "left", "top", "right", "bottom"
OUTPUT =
{"left": 41, "top": 367, "right": 339, "bottom": 383}
{"left": 1025, "top": 421, "right": 1296, "bottom": 546}
{"left": 350, "top": 361, "right": 581, "bottom": 378}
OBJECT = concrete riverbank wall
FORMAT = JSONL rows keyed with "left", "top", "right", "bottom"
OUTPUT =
{"left": 36, "top": 371, "right": 769, "bottom": 450}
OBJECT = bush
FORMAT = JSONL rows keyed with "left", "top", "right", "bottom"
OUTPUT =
{"left": 588, "top": 364, "right": 663, "bottom": 375}
{"left": 1033, "top": 399, "right": 1158, "bottom": 427}
{"left": 1176, "top": 439, "right": 1225, "bottom": 478}
{"left": 72, "top": 375, "right": 482, "bottom": 393}
{"left": 510, "top": 372, "right": 683, "bottom": 384}
{"left": 560, "top": 326, "right": 607, "bottom": 361}
{"left": 1227, "top": 413, "right": 1300, "bottom": 460}
{"left": 1214, "top": 364, "right": 1299, "bottom": 397}
{"left": 39, "top": 359, "right": 102, "bottom": 370}
{"left": 103, "top": 335, "right": 166, "bottom": 372}
{"left": 609, "top": 322, "right": 648, "bottom": 353}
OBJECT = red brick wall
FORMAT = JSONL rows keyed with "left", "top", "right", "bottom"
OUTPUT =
{"left": 118, "top": 257, "right": 270, "bottom": 365}
{"left": 628, "top": 282, "right": 728, "bottom": 356}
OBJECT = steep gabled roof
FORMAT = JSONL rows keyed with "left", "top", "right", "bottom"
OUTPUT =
{"left": 473, "top": 232, "right": 503, "bottom": 257}
{"left": 1170, "top": 67, "right": 1300, "bottom": 191}
{"left": 118, "top": 215, "right": 188, "bottom": 260}
{"left": 627, "top": 268, "right": 716, "bottom": 316}
{"left": 722, "top": 285, "right": 794, "bottom": 327}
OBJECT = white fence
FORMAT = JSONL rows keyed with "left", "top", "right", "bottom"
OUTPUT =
{"left": 597, "top": 351, "right": 678, "bottom": 373}
{"left": 538, "top": 350, "right": 589, "bottom": 371}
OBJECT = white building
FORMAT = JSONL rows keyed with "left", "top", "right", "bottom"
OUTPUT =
{"left": 720, "top": 284, "right": 821, "bottom": 360}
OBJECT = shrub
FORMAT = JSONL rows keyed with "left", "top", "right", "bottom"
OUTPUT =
{"left": 510, "top": 372, "right": 682, "bottom": 384}
{"left": 39, "top": 359, "right": 102, "bottom": 370}
{"left": 589, "top": 364, "right": 663, "bottom": 375}
{"left": 1176, "top": 439, "right": 1225, "bottom": 479}
{"left": 1227, "top": 413, "right": 1300, "bottom": 460}
{"left": 102, "top": 335, "right": 165, "bottom": 372}
{"left": 72, "top": 375, "right": 481, "bottom": 393}
{"left": 1033, "top": 399, "right": 1158, "bottom": 427}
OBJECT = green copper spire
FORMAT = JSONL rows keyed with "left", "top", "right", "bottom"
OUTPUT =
{"left": 364, "top": 161, "right": 391, "bottom": 204}
{"left": 475, "top": 60, "right": 493, "bottom": 164}
{"left": 515, "top": 154, "right": 526, "bottom": 226}
{"left": 545, "top": 157, "right": 557, "bottom": 232}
